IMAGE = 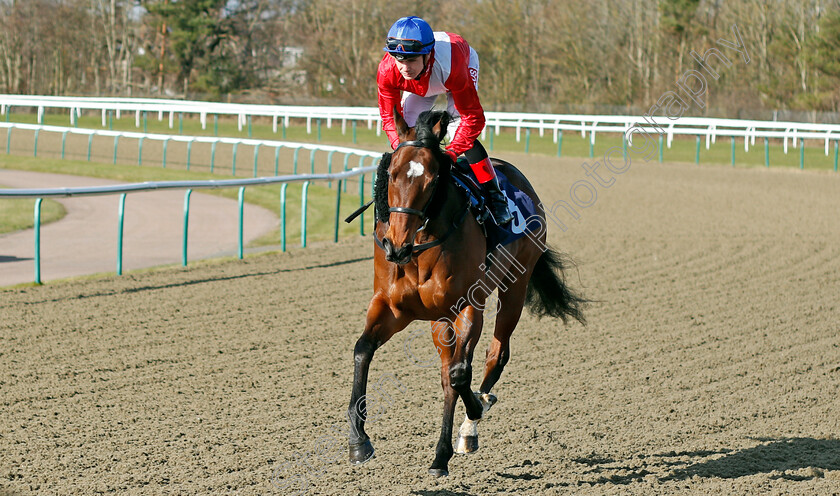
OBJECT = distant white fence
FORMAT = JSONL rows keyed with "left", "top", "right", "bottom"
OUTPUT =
{"left": 3, "top": 94, "right": 840, "bottom": 157}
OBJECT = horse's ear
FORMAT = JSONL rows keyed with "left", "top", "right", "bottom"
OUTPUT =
{"left": 393, "top": 106, "right": 409, "bottom": 141}
{"left": 432, "top": 112, "right": 450, "bottom": 143}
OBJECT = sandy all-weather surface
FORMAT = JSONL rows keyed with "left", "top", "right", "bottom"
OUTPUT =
{"left": 1, "top": 152, "right": 839, "bottom": 495}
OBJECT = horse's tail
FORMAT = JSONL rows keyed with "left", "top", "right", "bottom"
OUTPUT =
{"left": 525, "top": 247, "right": 587, "bottom": 324}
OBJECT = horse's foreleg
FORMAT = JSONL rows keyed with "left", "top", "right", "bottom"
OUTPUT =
{"left": 449, "top": 305, "right": 484, "bottom": 421}
{"left": 348, "top": 297, "right": 407, "bottom": 465}
{"left": 429, "top": 320, "right": 458, "bottom": 476}
{"left": 432, "top": 306, "right": 487, "bottom": 464}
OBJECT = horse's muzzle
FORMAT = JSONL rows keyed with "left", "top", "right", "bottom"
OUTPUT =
{"left": 382, "top": 237, "right": 413, "bottom": 265}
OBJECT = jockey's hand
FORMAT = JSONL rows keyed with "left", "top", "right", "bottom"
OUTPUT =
{"left": 444, "top": 149, "right": 458, "bottom": 163}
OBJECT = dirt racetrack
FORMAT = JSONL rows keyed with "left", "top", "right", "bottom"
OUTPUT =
{"left": 1, "top": 152, "right": 839, "bottom": 495}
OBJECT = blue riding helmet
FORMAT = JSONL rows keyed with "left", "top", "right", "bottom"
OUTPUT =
{"left": 384, "top": 16, "right": 434, "bottom": 60}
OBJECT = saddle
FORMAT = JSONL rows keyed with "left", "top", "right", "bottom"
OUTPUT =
{"left": 450, "top": 158, "right": 535, "bottom": 250}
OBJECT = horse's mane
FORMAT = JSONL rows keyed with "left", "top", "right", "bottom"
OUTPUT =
{"left": 374, "top": 110, "right": 454, "bottom": 223}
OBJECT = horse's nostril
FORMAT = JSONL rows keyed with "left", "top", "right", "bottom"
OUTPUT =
{"left": 394, "top": 243, "right": 413, "bottom": 263}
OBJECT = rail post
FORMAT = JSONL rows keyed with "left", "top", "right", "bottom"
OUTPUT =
{"left": 799, "top": 138, "right": 805, "bottom": 170}
{"left": 301, "top": 181, "right": 311, "bottom": 248}
{"left": 238, "top": 187, "right": 245, "bottom": 259}
{"left": 186, "top": 140, "right": 193, "bottom": 171}
{"left": 658, "top": 135, "right": 663, "bottom": 163}
{"left": 557, "top": 130, "right": 563, "bottom": 157}
{"left": 113, "top": 136, "right": 120, "bottom": 164}
{"left": 695, "top": 136, "right": 701, "bottom": 164}
{"left": 253, "top": 143, "right": 261, "bottom": 177}
{"left": 232, "top": 142, "right": 239, "bottom": 175}
{"left": 61, "top": 131, "right": 68, "bottom": 159}
{"left": 334, "top": 179, "right": 343, "bottom": 242}
{"left": 622, "top": 132, "right": 627, "bottom": 161}
{"left": 33, "top": 129, "right": 39, "bottom": 157}
{"left": 182, "top": 189, "right": 192, "bottom": 266}
{"left": 359, "top": 174, "right": 366, "bottom": 236}
{"left": 34, "top": 198, "right": 43, "bottom": 284}
{"left": 280, "top": 183, "right": 288, "bottom": 252}
{"left": 731, "top": 137, "right": 736, "bottom": 167}
{"left": 210, "top": 142, "right": 216, "bottom": 173}
{"left": 117, "top": 194, "right": 126, "bottom": 276}
{"left": 327, "top": 150, "right": 336, "bottom": 188}
{"left": 764, "top": 137, "right": 770, "bottom": 168}
{"left": 162, "top": 139, "right": 169, "bottom": 168}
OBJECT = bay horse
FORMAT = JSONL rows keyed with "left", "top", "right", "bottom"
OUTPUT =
{"left": 348, "top": 109, "right": 585, "bottom": 476}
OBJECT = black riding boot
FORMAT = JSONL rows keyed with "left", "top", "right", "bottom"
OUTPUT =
{"left": 483, "top": 176, "right": 514, "bottom": 225}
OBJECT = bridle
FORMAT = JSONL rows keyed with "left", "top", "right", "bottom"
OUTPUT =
{"left": 386, "top": 140, "right": 441, "bottom": 222}
{"left": 374, "top": 140, "right": 469, "bottom": 257}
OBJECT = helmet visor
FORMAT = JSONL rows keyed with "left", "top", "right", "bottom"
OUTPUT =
{"left": 385, "top": 38, "right": 433, "bottom": 55}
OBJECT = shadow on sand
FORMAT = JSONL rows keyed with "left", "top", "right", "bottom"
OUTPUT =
{"left": 662, "top": 438, "right": 840, "bottom": 481}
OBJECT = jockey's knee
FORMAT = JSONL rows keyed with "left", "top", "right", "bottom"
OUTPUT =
{"left": 448, "top": 362, "right": 472, "bottom": 389}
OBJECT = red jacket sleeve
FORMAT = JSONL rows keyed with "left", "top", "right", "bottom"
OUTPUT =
{"left": 377, "top": 55, "right": 402, "bottom": 150}
{"left": 444, "top": 40, "right": 485, "bottom": 156}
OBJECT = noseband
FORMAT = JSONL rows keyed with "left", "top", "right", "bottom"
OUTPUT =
{"left": 375, "top": 140, "right": 469, "bottom": 258}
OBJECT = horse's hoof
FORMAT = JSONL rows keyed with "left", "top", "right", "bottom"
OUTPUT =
{"left": 454, "top": 435, "right": 479, "bottom": 454}
{"left": 479, "top": 392, "right": 498, "bottom": 409}
{"left": 428, "top": 467, "right": 449, "bottom": 477}
{"left": 349, "top": 439, "right": 375, "bottom": 465}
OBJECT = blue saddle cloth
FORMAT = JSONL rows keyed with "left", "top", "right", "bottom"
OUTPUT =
{"left": 450, "top": 160, "right": 538, "bottom": 249}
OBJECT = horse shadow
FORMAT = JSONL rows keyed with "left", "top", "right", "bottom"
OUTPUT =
{"left": 662, "top": 437, "right": 840, "bottom": 481}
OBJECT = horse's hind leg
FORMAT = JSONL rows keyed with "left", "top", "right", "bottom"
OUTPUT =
{"left": 455, "top": 277, "right": 529, "bottom": 454}
{"left": 480, "top": 275, "right": 529, "bottom": 393}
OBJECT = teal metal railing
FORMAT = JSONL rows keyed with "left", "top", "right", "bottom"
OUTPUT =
{"left": 2, "top": 164, "right": 378, "bottom": 284}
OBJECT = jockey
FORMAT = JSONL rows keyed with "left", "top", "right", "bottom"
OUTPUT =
{"left": 377, "top": 16, "right": 514, "bottom": 225}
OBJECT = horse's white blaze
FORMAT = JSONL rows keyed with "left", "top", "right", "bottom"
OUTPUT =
{"left": 407, "top": 160, "right": 425, "bottom": 178}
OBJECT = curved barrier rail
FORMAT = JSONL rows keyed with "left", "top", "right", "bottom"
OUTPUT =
{"left": 2, "top": 95, "right": 840, "bottom": 167}
{"left": 0, "top": 153, "right": 379, "bottom": 285}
